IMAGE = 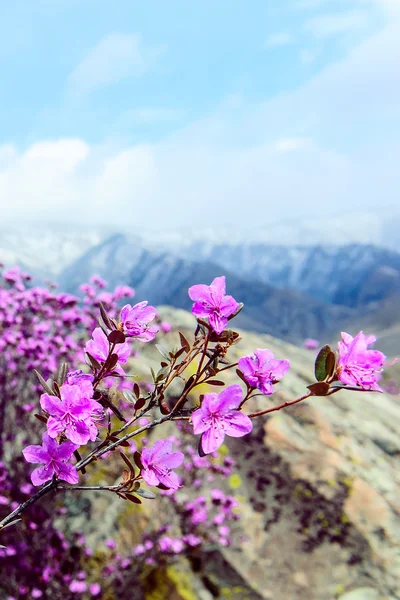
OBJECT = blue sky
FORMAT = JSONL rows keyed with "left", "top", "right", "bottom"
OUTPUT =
{"left": 1, "top": 0, "right": 399, "bottom": 244}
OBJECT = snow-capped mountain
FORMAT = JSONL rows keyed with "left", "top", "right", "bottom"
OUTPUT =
{"left": 183, "top": 242, "right": 400, "bottom": 308}
{"left": 59, "top": 234, "right": 353, "bottom": 343}
{"left": 3, "top": 227, "right": 400, "bottom": 349}
{"left": 0, "top": 226, "right": 103, "bottom": 277}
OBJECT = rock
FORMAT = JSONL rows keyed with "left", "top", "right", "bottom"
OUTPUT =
{"left": 338, "top": 587, "right": 380, "bottom": 600}
{"left": 65, "top": 308, "right": 400, "bottom": 600}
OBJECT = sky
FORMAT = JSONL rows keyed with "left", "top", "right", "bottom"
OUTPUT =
{"left": 0, "top": 0, "right": 399, "bottom": 243}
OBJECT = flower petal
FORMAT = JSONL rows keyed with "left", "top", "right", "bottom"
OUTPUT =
{"left": 192, "top": 408, "right": 211, "bottom": 434}
{"left": 46, "top": 416, "right": 65, "bottom": 438}
{"left": 219, "top": 295, "right": 239, "bottom": 317}
{"left": 158, "top": 470, "right": 180, "bottom": 490}
{"left": 213, "top": 385, "right": 243, "bottom": 414}
{"left": 141, "top": 467, "right": 160, "bottom": 487}
{"left": 223, "top": 411, "right": 253, "bottom": 438}
{"left": 55, "top": 440, "right": 79, "bottom": 461}
{"left": 31, "top": 464, "right": 54, "bottom": 486}
{"left": 209, "top": 276, "right": 226, "bottom": 303}
{"left": 65, "top": 420, "right": 90, "bottom": 446}
{"left": 188, "top": 284, "right": 213, "bottom": 304}
{"left": 22, "top": 444, "right": 48, "bottom": 464}
{"left": 149, "top": 439, "right": 173, "bottom": 462}
{"left": 57, "top": 462, "right": 79, "bottom": 485}
{"left": 201, "top": 426, "right": 225, "bottom": 454}
{"left": 40, "top": 394, "right": 65, "bottom": 418}
{"left": 208, "top": 313, "right": 228, "bottom": 335}
{"left": 158, "top": 451, "right": 184, "bottom": 470}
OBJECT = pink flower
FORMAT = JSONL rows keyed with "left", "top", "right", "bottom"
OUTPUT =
{"left": 65, "top": 370, "right": 94, "bottom": 397}
{"left": 238, "top": 349, "right": 290, "bottom": 395}
{"left": 69, "top": 580, "right": 87, "bottom": 593}
{"left": 161, "top": 321, "right": 172, "bottom": 333}
{"left": 120, "top": 301, "right": 158, "bottom": 341}
{"left": 192, "top": 385, "right": 253, "bottom": 454}
{"left": 23, "top": 432, "right": 78, "bottom": 486}
{"left": 89, "top": 583, "right": 101, "bottom": 597}
{"left": 337, "top": 331, "right": 396, "bottom": 391}
{"left": 304, "top": 338, "right": 319, "bottom": 350}
{"left": 188, "top": 276, "right": 239, "bottom": 335}
{"left": 141, "top": 439, "right": 184, "bottom": 490}
{"left": 85, "top": 327, "right": 131, "bottom": 374}
{"left": 41, "top": 383, "right": 102, "bottom": 446}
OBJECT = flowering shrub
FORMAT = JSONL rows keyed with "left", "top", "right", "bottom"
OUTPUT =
{"left": 0, "top": 268, "right": 397, "bottom": 598}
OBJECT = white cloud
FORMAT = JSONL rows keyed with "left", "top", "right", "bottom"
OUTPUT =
{"left": 1, "top": 12, "right": 400, "bottom": 247}
{"left": 264, "top": 32, "right": 293, "bottom": 48}
{"left": 67, "top": 33, "right": 163, "bottom": 97}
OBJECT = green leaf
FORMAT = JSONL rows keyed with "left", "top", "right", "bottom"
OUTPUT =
{"left": 135, "top": 487, "right": 157, "bottom": 499}
{"left": 155, "top": 344, "right": 171, "bottom": 361}
{"left": 314, "top": 345, "right": 333, "bottom": 381}
{"left": 122, "top": 389, "right": 136, "bottom": 404}
{"left": 34, "top": 370, "right": 54, "bottom": 395}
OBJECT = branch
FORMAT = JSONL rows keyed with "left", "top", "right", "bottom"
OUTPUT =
{"left": 248, "top": 392, "right": 313, "bottom": 418}
{"left": 0, "top": 479, "right": 58, "bottom": 532}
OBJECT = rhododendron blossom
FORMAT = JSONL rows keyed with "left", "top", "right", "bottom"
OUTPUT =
{"left": 188, "top": 276, "right": 239, "bottom": 334}
{"left": 40, "top": 384, "right": 103, "bottom": 446}
{"left": 85, "top": 327, "right": 131, "bottom": 374}
{"left": 238, "top": 349, "right": 290, "bottom": 395}
{"left": 141, "top": 439, "right": 184, "bottom": 490}
{"left": 192, "top": 385, "right": 253, "bottom": 454}
{"left": 304, "top": 338, "right": 319, "bottom": 350}
{"left": 22, "top": 433, "right": 78, "bottom": 486}
{"left": 120, "top": 301, "right": 158, "bottom": 341}
{"left": 337, "top": 331, "right": 394, "bottom": 391}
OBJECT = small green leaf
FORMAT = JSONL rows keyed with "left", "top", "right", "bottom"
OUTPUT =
{"left": 155, "top": 344, "right": 171, "bottom": 361}
{"left": 314, "top": 345, "right": 333, "bottom": 381}
{"left": 135, "top": 487, "right": 157, "bottom": 499}
{"left": 34, "top": 370, "right": 54, "bottom": 395}
{"left": 122, "top": 389, "right": 136, "bottom": 404}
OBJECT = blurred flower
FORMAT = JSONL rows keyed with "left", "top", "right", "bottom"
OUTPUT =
{"left": 161, "top": 321, "right": 172, "bottom": 333}
{"left": 304, "top": 338, "right": 319, "bottom": 350}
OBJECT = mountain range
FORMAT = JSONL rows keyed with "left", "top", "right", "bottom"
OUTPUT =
{"left": 1, "top": 229, "right": 399, "bottom": 353}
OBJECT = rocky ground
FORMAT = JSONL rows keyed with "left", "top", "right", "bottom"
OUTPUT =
{"left": 66, "top": 307, "right": 400, "bottom": 600}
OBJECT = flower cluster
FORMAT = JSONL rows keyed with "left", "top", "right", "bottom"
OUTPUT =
{"left": 0, "top": 266, "right": 397, "bottom": 600}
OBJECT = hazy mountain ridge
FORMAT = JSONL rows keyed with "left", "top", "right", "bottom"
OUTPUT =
{"left": 59, "top": 234, "right": 354, "bottom": 343}
{"left": 2, "top": 230, "right": 400, "bottom": 351}
{"left": 184, "top": 241, "right": 400, "bottom": 308}
{"left": 0, "top": 228, "right": 103, "bottom": 277}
